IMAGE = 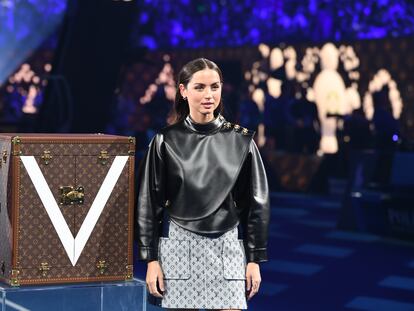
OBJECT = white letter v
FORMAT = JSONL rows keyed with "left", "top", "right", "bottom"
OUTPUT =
{"left": 20, "top": 156, "right": 129, "bottom": 266}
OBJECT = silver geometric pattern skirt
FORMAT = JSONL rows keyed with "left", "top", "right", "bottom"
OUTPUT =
{"left": 158, "top": 220, "right": 248, "bottom": 310}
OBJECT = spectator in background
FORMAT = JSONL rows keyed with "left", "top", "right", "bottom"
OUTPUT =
{"left": 264, "top": 80, "right": 295, "bottom": 151}
{"left": 371, "top": 85, "right": 400, "bottom": 186}
{"left": 238, "top": 88, "right": 262, "bottom": 134}
{"left": 343, "top": 108, "right": 372, "bottom": 150}
{"left": 146, "top": 86, "right": 171, "bottom": 132}
{"left": 288, "top": 84, "right": 320, "bottom": 154}
{"left": 372, "top": 85, "right": 400, "bottom": 151}
{"left": 132, "top": 104, "right": 152, "bottom": 152}
{"left": 221, "top": 81, "right": 240, "bottom": 122}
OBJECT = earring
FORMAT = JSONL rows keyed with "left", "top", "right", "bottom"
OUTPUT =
{"left": 183, "top": 96, "right": 187, "bottom": 100}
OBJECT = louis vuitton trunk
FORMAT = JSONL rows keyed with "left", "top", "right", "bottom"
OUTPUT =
{"left": 0, "top": 134, "right": 135, "bottom": 286}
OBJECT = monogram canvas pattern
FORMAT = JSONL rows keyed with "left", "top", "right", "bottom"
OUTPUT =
{"left": 159, "top": 221, "right": 247, "bottom": 310}
{"left": 0, "top": 139, "right": 12, "bottom": 281}
{"left": 20, "top": 143, "right": 128, "bottom": 156}
{"left": 159, "top": 238, "right": 190, "bottom": 280}
{"left": 18, "top": 156, "right": 77, "bottom": 276}
{"left": 17, "top": 155, "right": 131, "bottom": 280}
{"left": 0, "top": 135, "right": 134, "bottom": 284}
{"left": 74, "top": 155, "right": 109, "bottom": 236}
{"left": 75, "top": 155, "right": 130, "bottom": 277}
{"left": 37, "top": 155, "right": 76, "bottom": 234}
{"left": 223, "top": 240, "right": 247, "bottom": 280}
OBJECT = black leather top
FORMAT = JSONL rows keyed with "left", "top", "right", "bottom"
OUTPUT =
{"left": 136, "top": 114, "right": 270, "bottom": 263}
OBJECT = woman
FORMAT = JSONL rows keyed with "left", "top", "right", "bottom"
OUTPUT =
{"left": 136, "top": 58, "right": 270, "bottom": 310}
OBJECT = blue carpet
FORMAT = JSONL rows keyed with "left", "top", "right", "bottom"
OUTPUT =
{"left": 268, "top": 230, "right": 293, "bottom": 239}
{"left": 294, "top": 243, "right": 354, "bottom": 258}
{"left": 260, "top": 282, "right": 289, "bottom": 296}
{"left": 293, "top": 219, "right": 337, "bottom": 229}
{"left": 326, "top": 230, "right": 380, "bottom": 242}
{"left": 262, "top": 259, "right": 324, "bottom": 276}
{"left": 134, "top": 191, "right": 414, "bottom": 311}
{"left": 379, "top": 276, "right": 414, "bottom": 291}
{"left": 271, "top": 207, "right": 309, "bottom": 217}
{"left": 345, "top": 297, "right": 414, "bottom": 311}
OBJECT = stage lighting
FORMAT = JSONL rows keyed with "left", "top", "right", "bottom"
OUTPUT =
{"left": 0, "top": 1, "right": 66, "bottom": 85}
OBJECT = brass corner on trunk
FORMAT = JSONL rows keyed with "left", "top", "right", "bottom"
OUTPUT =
{"left": 11, "top": 136, "right": 22, "bottom": 156}
{"left": 125, "top": 265, "right": 133, "bottom": 280}
{"left": 10, "top": 269, "right": 20, "bottom": 287}
{"left": 11, "top": 136, "right": 21, "bottom": 145}
{"left": 128, "top": 137, "right": 136, "bottom": 156}
{"left": 128, "top": 136, "right": 135, "bottom": 144}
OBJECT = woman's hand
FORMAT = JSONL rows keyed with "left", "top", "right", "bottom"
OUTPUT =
{"left": 146, "top": 261, "right": 165, "bottom": 297}
{"left": 245, "top": 262, "right": 261, "bottom": 300}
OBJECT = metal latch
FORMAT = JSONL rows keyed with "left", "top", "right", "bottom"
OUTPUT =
{"left": 41, "top": 151, "right": 52, "bottom": 165}
{"left": 98, "top": 150, "right": 109, "bottom": 165}
{"left": 39, "top": 262, "right": 50, "bottom": 277}
{"left": 11, "top": 269, "right": 20, "bottom": 287}
{"left": 59, "top": 186, "right": 85, "bottom": 205}
{"left": 125, "top": 265, "right": 133, "bottom": 280}
{"left": 96, "top": 260, "right": 108, "bottom": 275}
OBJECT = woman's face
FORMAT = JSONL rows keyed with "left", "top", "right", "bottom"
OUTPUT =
{"left": 180, "top": 68, "right": 222, "bottom": 120}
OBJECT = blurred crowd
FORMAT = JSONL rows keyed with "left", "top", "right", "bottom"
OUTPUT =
{"left": 134, "top": 0, "right": 414, "bottom": 49}
{"left": 106, "top": 75, "right": 400, "bottom": 159}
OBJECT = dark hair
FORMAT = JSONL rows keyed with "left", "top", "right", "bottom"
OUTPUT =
{"left": 167, "top": 58, "right": 224, "bottom": 125}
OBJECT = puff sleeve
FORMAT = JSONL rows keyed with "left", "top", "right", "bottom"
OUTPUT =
{"left": 233, "top": 139, "right": 270, "bottom": 263}
{"left": 136, "top": 133, "right": 166, "bottom": 261}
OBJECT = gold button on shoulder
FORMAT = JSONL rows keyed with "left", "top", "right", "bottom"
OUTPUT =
{"left": 242, "top": 128, "right": 249, "bottom": 135}
{"left": 233, "top": 124, "right": 241, "bottom": 131}
{"left": 224, "top": 122, "right": 232, "bottom": 129}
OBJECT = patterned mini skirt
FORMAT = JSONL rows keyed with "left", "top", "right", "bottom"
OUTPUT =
{"left": 157, "top": 220, "right": 248, "bottom": 310}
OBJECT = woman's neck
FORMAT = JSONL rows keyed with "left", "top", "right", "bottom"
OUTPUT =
{"left": 189, "top": 112, "right": 215, "bottom": 124}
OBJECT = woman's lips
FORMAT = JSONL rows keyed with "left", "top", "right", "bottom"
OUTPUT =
{"left": 201, "top": 102, "right": 213, "bottom": 107}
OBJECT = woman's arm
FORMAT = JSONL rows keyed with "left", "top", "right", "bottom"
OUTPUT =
{"left": 235, "top": 139, "right": 270, "bottom": 263}
{"left": 136, "top": 133, "right": 166, "bottom": 261}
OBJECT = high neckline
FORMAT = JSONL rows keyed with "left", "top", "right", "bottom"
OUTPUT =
{"left": 184, "top": 114, "right": 225, "bottom": 134}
